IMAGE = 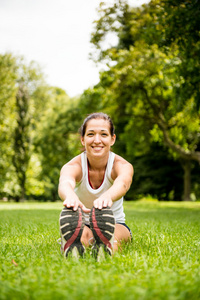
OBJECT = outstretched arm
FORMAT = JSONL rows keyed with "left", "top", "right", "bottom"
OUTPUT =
{"left": 58, "top": 157, "right": 90, "bottom": 213}
{"left": 93, "top": 155, "right": 134, "bottom": 209}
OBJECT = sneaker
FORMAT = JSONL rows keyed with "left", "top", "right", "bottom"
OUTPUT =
{"left": 89, "top": 206, "right": 115, "bottom": 260}
{"left": 59, "top": 207, "right": 85, "bottom": 258}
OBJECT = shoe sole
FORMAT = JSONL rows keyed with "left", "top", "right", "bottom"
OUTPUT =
{"left": 89, "top": 206, "right": 115, "bottom": 256}
{"left": 59, "top": 207, "right": 85, "bottom": 257}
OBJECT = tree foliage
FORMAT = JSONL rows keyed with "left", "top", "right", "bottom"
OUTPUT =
{"left": 159, "top": 0, "right": 200, "bottom": 109}
{"left": 0, "top": 54, "right": 17, "bottom": 197}
{"left": 0, "top": 54, "right": 52, "bottom": 200}
{"left": 34, "top": 88, "right": 82, "bottom": 200}
{"left": 13, "top": 83, "right": 31, "bottom": 201}
{"left": 89, "top": 0, "right": 200, "bottom": 200}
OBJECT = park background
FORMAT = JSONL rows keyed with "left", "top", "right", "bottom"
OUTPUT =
{"left": 0, "top": 0, "right": 200, "bottom": 203}
{"left": 0, "top": 1, "right": 200, "bottom": 300}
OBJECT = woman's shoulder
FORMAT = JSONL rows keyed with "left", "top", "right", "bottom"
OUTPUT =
{"left": 112, "top": 153, "right": 131, "bottom": 165}
{"left": 60, "top": 154, "right": 82, "bottom": 180}
{"left": 111, "top": 153, "right": 133, "bottom": 179}
{"left": 64, "top": 153, "right": 82, "bottom": 168}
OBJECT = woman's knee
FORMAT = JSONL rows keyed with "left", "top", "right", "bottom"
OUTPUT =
{"left": 113, "top": 224, "right": 132, "bottom": 252}
{"left": 81, "top": 226, "right": 94, "bottom": 247}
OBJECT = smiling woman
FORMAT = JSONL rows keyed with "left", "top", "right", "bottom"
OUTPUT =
{"left": 81, "top": 118, "right": 116, "bottom": 159}
{"left": 58, "top": 112, "right": 134, "bottom": 260}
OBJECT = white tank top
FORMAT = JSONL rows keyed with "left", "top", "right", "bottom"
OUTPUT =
{"left": 75, "top": 151, "right": 125, "bottom": 224}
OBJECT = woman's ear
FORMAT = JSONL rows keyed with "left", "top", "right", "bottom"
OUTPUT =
{"left": 111, "top": 134, "right": 116, "bottom": 146}
{"left": 81, "top": 136, "right": 85, "bottom": 146}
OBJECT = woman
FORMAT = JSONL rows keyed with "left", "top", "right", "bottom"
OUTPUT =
{"left": 58, "top": 112, "right": 133, "bottom": 259}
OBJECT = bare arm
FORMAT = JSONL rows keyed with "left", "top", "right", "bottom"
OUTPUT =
{"left": 58, "top": 156, "right": 90, "bottom": 213}
{"left": 94, "top": 155, "right": 134, "bottom": 209}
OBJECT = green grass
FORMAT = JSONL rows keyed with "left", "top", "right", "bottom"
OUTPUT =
{"left": 0, "top": 200, "right": 200, "bottom": 300}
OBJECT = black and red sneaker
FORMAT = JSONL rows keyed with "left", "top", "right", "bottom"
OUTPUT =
{"left": 59, "top": 207, "right": 85, "bottom": 258}
{"left": 89, "top": 206, "right": 115, "bottom": 259}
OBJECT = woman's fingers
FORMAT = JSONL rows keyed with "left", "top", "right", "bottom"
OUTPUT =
{"left": 63, "top": 199, "right": 90, "bottom": 213}
{"left": 94, "top": 198, "right": 113, "bottom": 210}
{"left": 63, "top": 199, "right": 78, "bottom": 210}
{"left": 107, "top": 199, "right": 113, "bottom": 208}
{"left": 64, "top": 197, "right": 113, "bottom": 212}
{"left": 80, "top": 204, "right": 91, "bottom": 213}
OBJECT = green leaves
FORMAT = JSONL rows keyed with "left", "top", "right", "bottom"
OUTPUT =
{"left": 88, "top": 0, "right": 200, "bottom": 200}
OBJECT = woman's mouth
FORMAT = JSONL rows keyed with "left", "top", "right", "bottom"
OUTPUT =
{"left": 92, "top": 146, "right": 103, "bottom": 150}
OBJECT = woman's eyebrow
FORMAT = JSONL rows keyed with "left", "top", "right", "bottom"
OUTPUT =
{"left": 87, "top": 129, "right": 108, "bottom": 132}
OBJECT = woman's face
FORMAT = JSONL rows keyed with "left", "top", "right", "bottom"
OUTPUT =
{"left": 81, "top": 118, "right": 116, "bottom": 158}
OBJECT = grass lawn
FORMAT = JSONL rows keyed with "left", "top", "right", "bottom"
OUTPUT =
{"left": 0, "top": 200, "right": 200, "bottom": 300}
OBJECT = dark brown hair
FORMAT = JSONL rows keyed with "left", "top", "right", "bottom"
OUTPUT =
{"left": 80, "top": 112, "right": 115, "bottom": 137}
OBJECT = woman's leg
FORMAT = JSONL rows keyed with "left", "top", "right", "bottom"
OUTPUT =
{"left": 81, "top": 226, "right": 94, "bottom": 247}
{"left": 113, "top": 224, "right": 132, "bottom": 252}
{"left": 81, "top": 223, "right": 131, "bottom": 253}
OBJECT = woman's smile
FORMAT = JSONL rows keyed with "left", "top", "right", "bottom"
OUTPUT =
{"left": 91, "top": 146, "right": 104, "bottom": 151}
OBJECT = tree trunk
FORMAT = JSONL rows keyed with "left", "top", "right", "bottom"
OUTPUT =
{"left": 21, "top": 180, "right": 26, "bottom": 202}
{"left": 181, "top": 159, "right": 191, "bottom": 201}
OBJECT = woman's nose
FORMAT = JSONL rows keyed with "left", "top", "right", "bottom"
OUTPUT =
{"left": 94, "top": 134, "right": 101, "bottom": 143}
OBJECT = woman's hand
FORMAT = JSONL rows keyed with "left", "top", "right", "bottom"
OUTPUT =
{"left": 93, "top": 196, "right": 113, "bottom": 210}
{"left": 63, "top": 198, "right": 90, "bottom": 213}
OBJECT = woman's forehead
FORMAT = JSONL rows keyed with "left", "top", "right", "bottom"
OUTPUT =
{"left": 85, "top": 118, "right": 110, "bottom": 130}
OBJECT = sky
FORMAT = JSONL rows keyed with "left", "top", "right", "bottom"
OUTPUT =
{"left": 0, "top": 0, "right": 150, "bottom": 97}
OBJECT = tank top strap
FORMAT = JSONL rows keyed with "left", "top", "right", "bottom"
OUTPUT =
{"left": 106, "top": 151, "right": 115, "bottom": 182}
{"left": 80, "top": 151, "right": 87, "bottom": 178}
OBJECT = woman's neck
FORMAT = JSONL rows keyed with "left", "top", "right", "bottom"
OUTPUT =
{"left": 87, "top": 153, "right": 109, "bottom": 171}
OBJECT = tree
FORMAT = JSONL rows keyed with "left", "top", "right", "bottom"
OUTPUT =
{"left": 0, "top": 53, "right": 84, "bottom": 201}
{"left": 130, "top": 143, "right": 183, "bottom": 200}
{"left": 157, "top": 0, "right": 200, "bottom": 109}
{"left": 0, "top": 54, "right": 18, "bottom": 198}
{"left": 90, "top": 0, "right": 200, "bottom": 200}
{"left": 12, "top": 83, "right": 31, "bottom": 201}
{"left": 107, "top": 44, "right": 199, "bottom": 200}
{"left": 0, "top": 53, "right": 47, "bottom": 200}
{"left": 34, "top": 87, "right": 82, "bottom": 201}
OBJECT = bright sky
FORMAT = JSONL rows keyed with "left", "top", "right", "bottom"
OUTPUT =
{"left": 0, "top": 0, "right": 150, "bottom": 97}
